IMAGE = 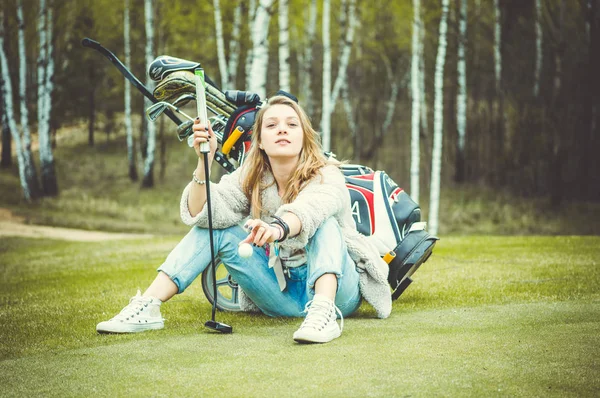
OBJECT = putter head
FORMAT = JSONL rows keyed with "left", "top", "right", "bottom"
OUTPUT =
{"left": 205, "top": 320, "right": 233, "bottom": 334}
{"left": 145, "top": 102, "right": 171, "bottom": 122}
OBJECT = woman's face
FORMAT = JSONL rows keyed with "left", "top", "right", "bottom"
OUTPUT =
{"left": 259, "top": 104, "right": 304, "bottom": 162}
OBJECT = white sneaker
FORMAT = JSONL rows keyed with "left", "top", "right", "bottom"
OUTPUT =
{"left": 293, "top": 294, "right": 344, "bottom": 344}
{"left": 96, "top": 290, "right": 164, "bottom": 334}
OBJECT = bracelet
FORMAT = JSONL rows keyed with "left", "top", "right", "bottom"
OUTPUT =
{"left": 270, "top": 215, "right": 290, "bottom": 242}
{"left": 192, "top": 170, "right": 206, "bottom": 185}
{"left": 272, "top": 224, "right": 284, "bottom": 241}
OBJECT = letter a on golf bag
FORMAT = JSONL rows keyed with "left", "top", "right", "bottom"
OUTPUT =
{"left": 340, "top": 164, "right": 439, "bottom": 300}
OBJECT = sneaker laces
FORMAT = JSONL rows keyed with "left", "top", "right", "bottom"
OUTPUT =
{"left": 299, "top": 297, "right": 344, "bottom": 332}
{"left": 111, "top": 290, "right": 153, "bottom": 321}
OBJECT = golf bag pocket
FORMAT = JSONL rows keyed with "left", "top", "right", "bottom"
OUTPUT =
{"left": 387, "top": 226, "right": 439, "bottom": 300}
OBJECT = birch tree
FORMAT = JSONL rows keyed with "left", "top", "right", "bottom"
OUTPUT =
{"left": 429, "top": 0, "right": 450, "bottom": 236}
{"left": 419, "top": 17, "right": 429, "bottom": 140}
{"left": 278, "top": 0, "right": 290, "bottom": 92}
{"left": 493, "top": 0, "right": 502, "bottom": 94}
{"left": 300, "top": 0, "right": 317, "bottom": 115}
{"left": 321, "top": 0, "right": 332, "bottom": 151}
{"left": 0, "top": 10, "right": 32, "bottom": 200}
{"left": 410, "top": 0, "right": 422, "bottom": 202}
{"left": 213, "top": 0, "right": 228, "bottom": 88}
{"left": 533, "top": 0, "right": 543, "bottom": 98}
{"left": 17, "top": 0, "right": 41, "bottom": 198}
{"left": 1, "top": 76, "right": 11, "bottom": 168}
{"left": 37, "top": 0, "right": 58, "bottom": 196}
{"left": 124, "top": 0, "right": 137, "bottom": 181}
{"left": 227, "top": 1, "right": 243, "bottom": 88}
{"left": 330, "top": 0, "right": 356, "bottom": 108}
{"left": 142, "top": 0, "right": 156, "bottom": 188}
{"left": 456, "top": 0, "right": 468, "bottom": 182}
{"left": 248, "top": 0, "right": 275, "bottom": 99}
{"left": 320, "top": 0, "right": 357, "bottom": 152}
{"left": 245, "top": 0, "right": 257, "bottom": 89}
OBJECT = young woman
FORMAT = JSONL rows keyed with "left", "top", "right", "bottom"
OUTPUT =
{"left": 96, "top": 95, "right": 391, "bottom": 343}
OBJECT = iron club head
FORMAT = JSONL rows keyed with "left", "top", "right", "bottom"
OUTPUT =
{"left": 145, "top": 101, "right": 195, "bottom": 123}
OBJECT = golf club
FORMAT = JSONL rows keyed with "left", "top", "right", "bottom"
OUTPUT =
{"left": 195, "top": 67, "right": 233, "bottom": 334}
{"left": 172, "top": 93, "right": 197, "bottom": 108}
{"left": 145, "top": 101, "right": 195, "bottom": 123}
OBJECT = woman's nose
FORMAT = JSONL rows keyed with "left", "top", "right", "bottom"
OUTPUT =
{"left": 277, "top": 123, "right": 287, "bottom": 133}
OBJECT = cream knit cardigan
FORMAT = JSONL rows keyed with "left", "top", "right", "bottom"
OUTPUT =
{"left": 179, "top": 164, "right": 392, "bottom": 318}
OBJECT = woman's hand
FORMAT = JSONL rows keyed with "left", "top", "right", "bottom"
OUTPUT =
{"left": 192, "top": 118, "right": 218, "bottom": 158}
{"left": 241, "top": 219, "right": 283, "bottom": 247}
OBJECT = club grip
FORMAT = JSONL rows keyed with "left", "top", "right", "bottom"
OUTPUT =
{"left": 194, "top": 68, "right": 210, "bottom": 153}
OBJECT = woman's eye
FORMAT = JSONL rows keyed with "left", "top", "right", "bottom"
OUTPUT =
{"left": 266, "top": 124, "right": 276, "bottom": 128}
{"left": 289, "top": 123, "right": 298, "bottom": 127}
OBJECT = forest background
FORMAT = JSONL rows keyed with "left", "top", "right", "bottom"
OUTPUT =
{"left": 1, "top": 0, "right": 599, "bottom": 236}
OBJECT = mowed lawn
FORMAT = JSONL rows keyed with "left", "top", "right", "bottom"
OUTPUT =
{"left": 0, "top": 235, "right": 598, "bottom": 397}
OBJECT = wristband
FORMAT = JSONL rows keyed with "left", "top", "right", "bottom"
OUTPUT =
{"left": 270, "top": 215, "right": 290, "bottom": 242}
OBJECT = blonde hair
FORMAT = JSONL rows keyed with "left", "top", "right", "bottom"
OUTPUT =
{"left": 241, "top": 95, "right": 333, "bottom": 218}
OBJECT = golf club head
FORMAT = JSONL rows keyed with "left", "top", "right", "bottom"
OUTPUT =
{"left": 176, "top": 119, "right": 194, "bottom": 142}
{"left": 205, "top": 320, "right": 233, "bottom": 334}
{"left": 145, "top": 102, "right": 170, "bottom": 122}
{"left": 172, "top": 93, "right": 196, "bottom": 108}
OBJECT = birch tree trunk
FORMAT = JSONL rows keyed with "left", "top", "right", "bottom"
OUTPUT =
{"left": 410, "top": 0, "right": 422, "bottom": 202}
{"left": 1, "top": 76, "right": 11, "bottom": 167}
{"left": 0, "top": 8, "right": 10, "bottom": 168}
{"left": 142, "top": 0, "right": 156, "bottom": 188}
{"left": 550, "top": 0, "right": 565, "bottom": 206}
{"left": 493, "top": 0, "right": 502, "bottom": 94}
{"left": 381, "top": 68, "right": 399, "bottom": 138}
{"left": 39, "top": 1, "right": 57, "bottom": 196}
{"left": 278, "top": 0, "right": 290, "bottom": 92}
{"left": 0, "top": 11, "right": 31, "bottom": 200}
{"left": 37, "top": 0, "right": 47, "bottom": 150}
{"left": 321, "top": 0, "right": 332, "bottom": 151}
{"left": 493, "top": 0, "right": 505, "bottom": 183}
{"left": 300, "top": 0, "right": 317, "bottom": 115}
{"left": 455, "top": 0, "right": 468, "bottom": 183}
{"left": 17, "top": 0, "right": 40, "bottom": 198}
{"left": 245, "top": 0, "right": 257, "bottom": 89}
{"left": 419, "top": 17, "right": 429, "bottom": 140}
{"left": 330, "top": 0, "right": 356, "bottom": 108}
{"left": 124, "top": 0, "right": 137, "bottom": 181}
{"left": 213, "top": 0, "right": 228, "bottom": 89}
{"left": 227, "top": 1, "right": 243, "bottom": 88}
{"left": 429, "top": 0, "right": 450, "bottom": 236}
{"left": 248, "top": 0, "right": 274, "bottom": 99}
{"left": 1, "top": 93, "right": 10, "bottom": 168}
{"left": 533, "top": 0, "right": 543, "bottom": 98}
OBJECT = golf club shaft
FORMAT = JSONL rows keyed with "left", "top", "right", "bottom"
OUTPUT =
{"left": 204, "top": 151, "right": 218, "bottom": 322}
{"left": 81, "top": 38, "right": 182, "bottom": 126}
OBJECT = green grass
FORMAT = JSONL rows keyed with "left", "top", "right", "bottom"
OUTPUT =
{"left": 1, "top": 235, "right": 598, "bottom": 396}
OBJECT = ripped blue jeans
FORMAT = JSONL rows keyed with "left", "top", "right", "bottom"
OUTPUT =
{"left": 158, "top": 217, "right": 362, "bottom": 317}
